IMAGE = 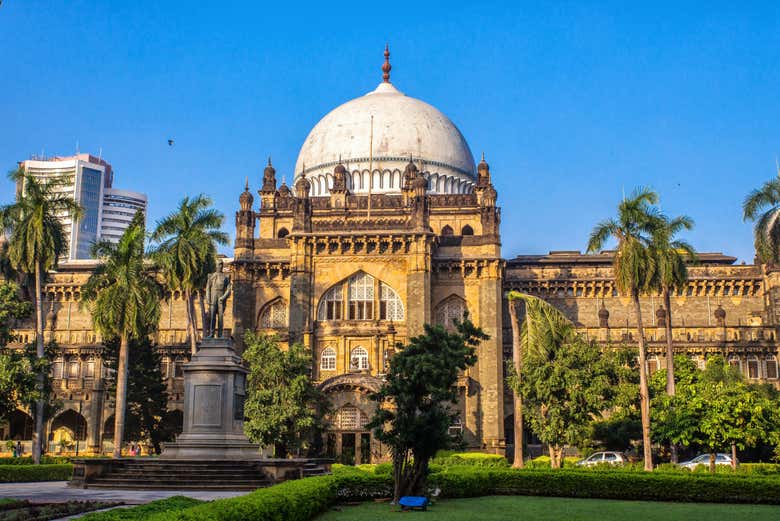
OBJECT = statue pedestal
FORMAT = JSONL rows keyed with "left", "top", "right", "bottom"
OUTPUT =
{"left": 161, "top": 337, "right": 260, "bottom": 459}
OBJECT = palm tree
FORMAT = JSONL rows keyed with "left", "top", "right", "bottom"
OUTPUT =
{"left": 651, "top": 215, "right": 696, "bottom": 463}
{"left": 743, "top": 172, "right": 780, "bottom": 264}
{"left": 1, "top": 168, "right": 83, "bottom": 464}
{"left": 149, "top": 195, "right": 228, "bottom": 355}
{"left": 506, "top": 291, "right": 574, "bottom": 469}
{"left": 587, "top": 187, "right": 663, "bottom": 471}
{"left": 81, "top": 211, "right": 162, "bottom": 458}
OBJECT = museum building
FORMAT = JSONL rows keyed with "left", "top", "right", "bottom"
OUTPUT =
{"left": 5, "top": 50, "right": 780, "bottom": 462}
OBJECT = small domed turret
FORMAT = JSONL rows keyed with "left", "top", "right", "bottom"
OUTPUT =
{"left": 239, "top": 178, "right": 254, "bottom": 210}
{"left": 262, "top": 157, "right": 277, "bottom": 192}
{"left": 295, "top": 173, "right": 311, "bottom": 198}
{"left": 278, "top": 181, "right": 291, "bottom": 197}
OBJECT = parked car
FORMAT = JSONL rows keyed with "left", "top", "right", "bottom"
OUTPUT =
{"left": 678, "top": 453, "right": 734, "bottom": 469}
{"left": 575, "top": 451, "right": 628, "bottom": 467}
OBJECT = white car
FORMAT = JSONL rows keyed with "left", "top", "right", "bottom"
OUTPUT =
{"left": 678, "top": 453, "right": 734, "bottom": 469}
{"left": 576, "top": 451, "right": 627, "bottom": 467}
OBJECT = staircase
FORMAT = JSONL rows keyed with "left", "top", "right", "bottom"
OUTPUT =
{"left": 83, "top": 459, "right": 272, "bottom": 490}
{"left": 301, "top": 461, "right": 330, "bottom": 477}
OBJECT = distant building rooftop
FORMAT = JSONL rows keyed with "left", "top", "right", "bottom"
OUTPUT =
{"left": 509, "top": 250, "right": 739, "bottom": 267}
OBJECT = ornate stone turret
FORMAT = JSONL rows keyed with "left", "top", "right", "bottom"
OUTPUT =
{"left": 330, "top": 161, "right": 349, "bottom": 209}
{"left": 293, "top": 172, "right": 312, "bottom": 233}
{"left": 475, "top": 153, "right": 499, "bottom": 236}
{"left": 409, "top": 166, "right": 429, "bottom": 232}
{"left": 477, "top": 153, "right": 490, "bottom": 187}
{"left": 235, "top": 178, "right": 255, "bottom": 257}
{"left": 259, "top": 158, "right": 278, "bottom": 210}
{"left": 278, "top": 180, "right": 291, "bottom": 198}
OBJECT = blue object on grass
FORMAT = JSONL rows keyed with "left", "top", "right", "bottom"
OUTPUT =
{"left": 399, "top": 496, "right": 429, "bottom": 511}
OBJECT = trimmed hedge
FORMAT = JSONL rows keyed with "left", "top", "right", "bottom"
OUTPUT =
{"left": 431, "top": 452, "right": 509, "bottom": 468}
{"left": 0, "top": 463, "right": 73, "bottom": 482}
{"left": 429, "top": 467, "right": 780, "bottom": 504}
{"left": 80, "top": 497, "right": 203, "bottom": 520}
{"left": 0, "top": 456, "right": 70, "bottom": 465}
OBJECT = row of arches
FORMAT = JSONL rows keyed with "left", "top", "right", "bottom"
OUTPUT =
{"left": 307, "top": 170, "right": 474, "bottom": 196}
{"left": 441, "top": 224, "right": 474, "bottom": 236}
{"left": 644, "top": 354, "right": 779, "bottom": 381}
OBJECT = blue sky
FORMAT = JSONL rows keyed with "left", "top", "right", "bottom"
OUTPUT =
{"left": 1, "top": 1, "right": 778, "bottom": 262}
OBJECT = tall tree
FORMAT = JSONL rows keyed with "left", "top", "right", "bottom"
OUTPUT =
{"left": 368, "top": 317, "right": 487, "bottom": 503}
{"left": 242, "top": 333, "right": 327, "bottom": 457}
{"left": 587, "top": 187, "right": 663, "bottom": 471}
{"left": 743, "top": 172, "right": 780, "bottom": 264}
{"left": 651, "top": 215, "right": 696, "bottom": 463}
{"left": 150, "top": 195, "right": 229, "bottom": 355}
{"left": 1, "top": 169, "right": 83, "bottom": 463}
{"left": 81, "top": 211, "right": 162, "bottom": 458}
{"left": 102, "top": 337, "right": 170, "bottom": 454}
{"left": 506, "top": 291, "right": 576, "bottom": 468}
{"left": 0, "top": 281, "right": 35, "bottom": 422}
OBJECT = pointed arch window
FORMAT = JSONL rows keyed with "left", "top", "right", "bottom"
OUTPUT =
{"left": 318, "top": 272, "right": 404, "bottom": 322}
{"left": 259, "top": 299, "right": 288, "bottom": 329}
{"left": 766, "top": 356, "right": 778, "bottom": 380}
{"left": 318, "top": 285, "right": 344, "bottom": 320}
{"left": 335, "top": 405, "right": 369, "bottom": 430}
{"left": 320, "top": 347, "right": 336, "bottom": 371}
{"left": 349, "top": 273, "right": 374, "bottom": 319}
{"left": 435, "top": 296, "right": 467, "bottom": 330}
{"left": 380, "top": 283, "right": 404, "bottom": 320}
{"left": 350, "top": 347, "right": 369, "bottom": 371}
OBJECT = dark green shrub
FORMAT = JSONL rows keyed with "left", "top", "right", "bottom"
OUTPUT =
{"left": 0, "top": 463, "right": 72, "bottom": 482}
{"left": 0, "top": 456, "right": 70, "bottom": 465}
{"left": 80, "top": 496, "right": 202, "bottom": 520}
{"left": 431, "top": 452, "right": 509, "bottom": 468}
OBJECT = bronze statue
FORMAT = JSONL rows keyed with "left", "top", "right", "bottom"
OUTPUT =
{"left": 205, "top": 259, "right": 231, "bottom": 338}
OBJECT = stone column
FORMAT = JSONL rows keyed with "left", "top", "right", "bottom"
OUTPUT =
{"left": 476, "top": 264, "right": 505, "bottom": 452}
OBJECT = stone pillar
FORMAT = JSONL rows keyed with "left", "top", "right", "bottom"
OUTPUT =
{"left": 161, "top": 337, "right": 259, "bottom": 459}
{"left": 476, "top": 265, "right": 505, "bottom": 452}
{"left": 288, "top": 237, "right": 313, "bottom": 346}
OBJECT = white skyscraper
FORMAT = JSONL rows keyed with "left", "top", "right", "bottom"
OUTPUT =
{"left": 17, "top": 154, "right": 147, "bottom": 261}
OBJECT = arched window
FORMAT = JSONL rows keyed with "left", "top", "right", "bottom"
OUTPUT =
{"left": 350, "top": 347, "right": 369, "bottom": 371}
{"left": 349, "top": 273, "right": 374, "bottom": 320}
{"left": 728, "top": 355, "right": 741, "bottom": 371}
{"left": 335, "top": 405, "right": 369, "bottom": 430}
{"left": 435, "top": 296, "right": 467, "bottom": 330}
{"left": 259, "top": 299, "right": 288, "bottom": 329}
{"left": 380, "top": 283, "right": 404, "bottom": 320}
{"left": 318, "top": 285, "right": 344, "bottom": 320}
{"left": 766, "top": 356, "right": 778, "bottom": 380}
{"left": 320, "top": 347, "right": 336, "bottom": 371}
{"left": 461, "top": 225, "right": 474, "bottom": 236}
{"left": 747, "top": 356, "right": 760, "bottom": 379}
{"left": 277, "top": 228, "right": 289, "bottom": 239}
{"left": 441, "top": 225, "right": 454, "bottom": 236}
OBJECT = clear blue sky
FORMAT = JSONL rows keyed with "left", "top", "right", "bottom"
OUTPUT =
{"left": 2, "top": 1, "right": 778, "bottom": 262}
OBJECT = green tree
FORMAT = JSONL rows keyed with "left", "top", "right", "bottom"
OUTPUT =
{"left": 81, "top": 211, "right": 162, "bottom": 458}
{"left": 651, "top": 215, "right": 696, "bottom": 463}
{"left": 0, "top": 281, "right": 34, "bottom": 422}
{"left": 587, "top": 187, "right": 663, "bottom": 470}
{"left": 505, "top": 292, "right": 576, "bottom": 468}
{"left": 1, "top": 169, "right": 83, "bottom": 463}
{"left": 368, "top": 317, "right": 487, "bottom": 503}
{"left": 102, "top": 337, "right": 170, "bottom": 454}
{"left": 243, "top": 333, "right": 327, "bottom": 457}
{"left": 150, "top": 195, "right": 229, "bottom": 355}
{"left": 742, "top": 172, "right": 780, "bottom": 264}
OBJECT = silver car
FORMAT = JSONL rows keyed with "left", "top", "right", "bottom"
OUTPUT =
{"left": 576, "top": 451, "right": 627, "bottom": 467}
{"left": 678, "top": 453, "right": 734, "bottom": 469}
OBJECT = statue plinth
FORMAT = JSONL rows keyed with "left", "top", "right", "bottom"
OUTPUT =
{"left": 161, "top": 337, "right": 260, "bottom": 459}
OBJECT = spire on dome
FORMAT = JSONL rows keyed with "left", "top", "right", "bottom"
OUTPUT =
{"left": 382, "top": 44, "right": 391, "bottom": 83}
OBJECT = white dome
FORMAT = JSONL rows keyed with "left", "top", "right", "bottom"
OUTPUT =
{"left": 294, "top": 81, "right": 476, "bottom": 196}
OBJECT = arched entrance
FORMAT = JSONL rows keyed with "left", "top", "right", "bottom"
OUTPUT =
{"left": 319, "top": 374, "right": 383, "bottom": 465}
{"left": 8, "top": 410, "right": 33, "bottom": 440}
{"left": 50, "top": 410, "right": 87, "bottom": 453}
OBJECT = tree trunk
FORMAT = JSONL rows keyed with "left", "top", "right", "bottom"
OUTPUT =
{"left": 709, "top": 452, "right": 716, "bottom": 474}
{"left": 185, "top": 290, "right": 197, "bottom": 356}
{"left": 663, "top": 287, "right": 678, "bottom": 463}
{"left": 508, "top": 298, "right": 524, "bottom": 468}
{"left": 731, "top": 443, "right": 737, "bottom": 470}
{"left": 392, "top": 452, "right": 405, "bottom": 503}
{"left": 32, "top": 261, "right": 46, "bottom": 465}
{"left": 113, "top": 334, "right": 130, "bottom": 458}
{"left": 632, "top": 290, "right": 653, "bottom": 471}
{"left": 549, "top": 445, "right": 563, "bottom": 469}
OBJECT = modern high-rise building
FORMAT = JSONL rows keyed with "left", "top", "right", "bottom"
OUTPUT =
{"left": 100, "top": 188, "right": 148, "bottom": 244}
{"left": 17, "top": 154, "right": 146, "bottom": 260}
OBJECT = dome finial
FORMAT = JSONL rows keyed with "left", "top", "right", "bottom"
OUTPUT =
{"left": 267, "top": 156, "right": 272, "bottom": 166}
{"left": 382, "top": 44, "right": 391, "bottom": 83}
{"left": 244, "top": 176, "right": 249, "bottom": 191}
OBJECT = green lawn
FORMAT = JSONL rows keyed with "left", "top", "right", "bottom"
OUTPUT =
{"left": 316, "top": 496, "right": 780, "bottom": 521}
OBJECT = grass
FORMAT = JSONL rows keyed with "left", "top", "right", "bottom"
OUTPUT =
{"left": 316, "top": 495, "right": 780, "bottom": 521}
{"left": 78, "top": 496, "right": 203, "bottom": 520}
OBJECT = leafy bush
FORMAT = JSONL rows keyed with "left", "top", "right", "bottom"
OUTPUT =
{"left": 0, "top": 464, "right": 72, "bottom": 482}
{"left": 80, "top": 497, "right": 202, "bottom": 520}
{"left": 0, "top": 456, "right": 70, "bottom": 465}
{"left": 526, "top": 455, "right": 581, "bottom": 469}
{"left": 432, "top": 452, "right": 509, "bottom": 468}
{"left": 429, "top": 467, "right": 780, "bottom": 504}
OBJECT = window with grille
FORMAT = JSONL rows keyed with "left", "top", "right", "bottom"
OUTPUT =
{"left": 318, "top": 285, "right": 343, "bottom": 320}
{"left": 321, "top": 347, "right": 336, "bottom": 371}
{"left": 380, "top": 283, "right": 404, "bottom": 320}
{"left": 336, "top": 406, "right": 368, "bottom": 430}
{"left": 728, "top": 357, "right": 741, "bottom": 370}
{"left": 349, "top": 273, "right": 374, "bottom": 320}
{"left": 68, "top": 360, "right": 80, "bottom": 378}
{"left": 260, "top": 300, "right": 288, "bottom": 328}
{"left": 747, "top": 357, "right": 760, "bottom": 379}
{"left": 435, "top": 296, "right": 467, "bottom": 330}
{"left": 647, "top": 356, "right": 659, "bottom": 375}
{"left": 84, "top": 360, "right": 95, "bottom": 378}
{"left": 766, "top": 357, "right": 778, "bottom": 380}
{"left": 350, "top": 347, "right": 369, "bottom": 370}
